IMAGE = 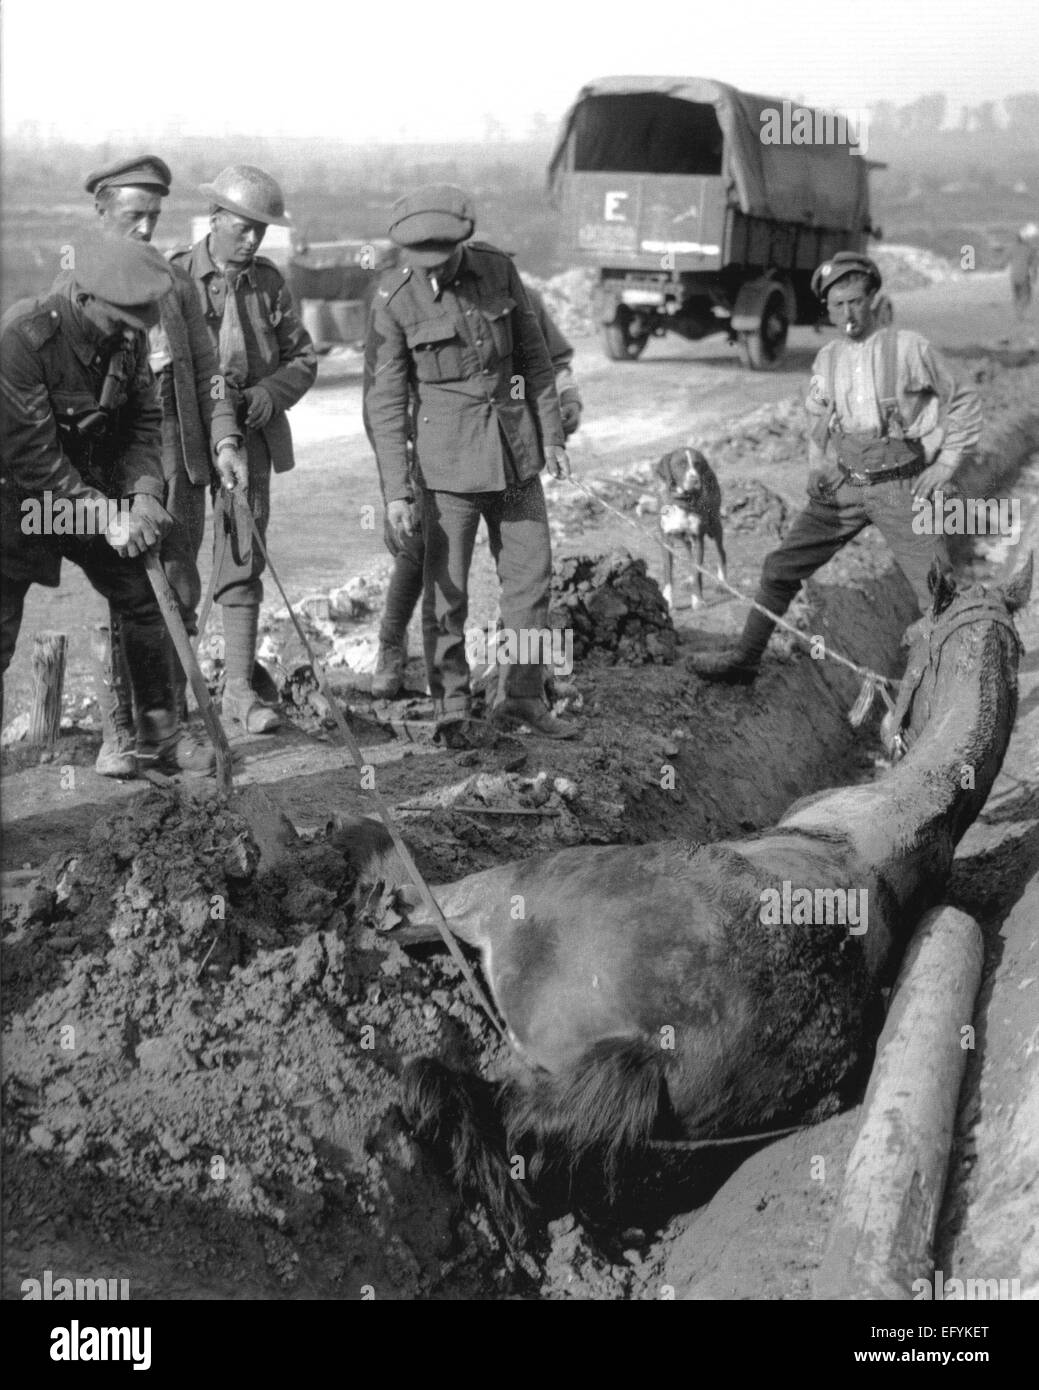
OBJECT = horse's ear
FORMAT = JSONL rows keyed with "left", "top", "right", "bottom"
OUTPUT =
{"left": 928, "top": 560, "right": 957, "bottom": 616}
{"left": 1002, "top": 551, "right": 1034, "bottom": 614}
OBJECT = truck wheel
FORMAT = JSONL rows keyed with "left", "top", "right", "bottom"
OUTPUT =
{"left": 738, "top": 290, "right": 789, "bottom": 370}
{"left": 603, "top": 309, "right": 649, "bottom": 361}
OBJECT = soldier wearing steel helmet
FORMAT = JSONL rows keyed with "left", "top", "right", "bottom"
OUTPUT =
{"left": 171, "top": 165, "right": 317, "bottom": 734}
{"left": 0, "top": 234, "right": 216, "bottom": 775}
{"left": 691, "top": 250, "right": 982, "bottom": 684}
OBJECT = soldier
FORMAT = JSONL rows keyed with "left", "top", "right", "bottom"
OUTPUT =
{"left": 77, "top": 155, "right": 245, "bottom": 775}
{"left": 369, "top": 281, "right": 583, "bottom": 699}
{"left": 364, "top": 184, "right": 577, "bottom": 744}
{"left": 172, "top": 166, "right": 317, "bottom": 734}
{"left": 691, "top": 251, "right": 981, "bottom": 684}
{"left": 1009, "top": 222, "right": 1038, "bottom": 332}
{"left": 0, "top": 235, "right": 215, "bottom": 775}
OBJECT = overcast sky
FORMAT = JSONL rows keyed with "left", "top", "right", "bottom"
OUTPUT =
{"left": 3, "top": 0, "right": 1038, "bottom": 144}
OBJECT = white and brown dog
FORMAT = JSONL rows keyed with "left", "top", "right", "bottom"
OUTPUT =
{"left": 655, "top": 447, "right": 727, "bottom": 610}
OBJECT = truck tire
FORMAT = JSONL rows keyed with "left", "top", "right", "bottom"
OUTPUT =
{"left": 738, "top": 289, "right": 789, "bottom": 370}
{"left": 602, "top": 308, "right": 649, "bottom": 361}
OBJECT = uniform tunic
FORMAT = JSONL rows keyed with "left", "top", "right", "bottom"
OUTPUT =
{"left": 170, "top": 238, "right": 317, "bottom": 605}
{"left": 363, "top": 242, "right": 565, "bottom": 712}
{"left": 0, "top": 287, "right": 172, "bottom": 711}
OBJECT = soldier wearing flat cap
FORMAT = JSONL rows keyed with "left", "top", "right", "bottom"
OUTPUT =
{"left": 369, "top": 278, "right": 584, "bottom": 701}
{"left": 171, "top": 165, "right": 317, "bottom": 734}
{"left": 692, "top": 251, "right": 982, "bottom": 684}
{"left": 364, "top": 184, "right": 577, "bottom": 743}
{"left": 0, "top": 234, "right": 216, "bottom": 775}
{"left": 65, "top": 154, "right": 244, "bottom": 775}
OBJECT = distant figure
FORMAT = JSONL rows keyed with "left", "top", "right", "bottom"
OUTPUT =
{"left": 1009, "top": 223, "right": 1038, "bottom": 328}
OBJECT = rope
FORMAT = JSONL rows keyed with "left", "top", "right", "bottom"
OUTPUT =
{"left": 565, "top": 473, "right": 898, "bottom": 716}
{"left": 650, "top": 1120, "right": 807, "bottom": 1152}
{"left": 231, "top": 494, "right": 517, "bottom": 1057}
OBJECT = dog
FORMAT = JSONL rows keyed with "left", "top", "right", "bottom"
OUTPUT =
{"left": 655, "top": 447, "right": 727, "bottom": 610}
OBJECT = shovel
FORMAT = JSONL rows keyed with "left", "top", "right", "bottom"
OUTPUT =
{"left": 144, "top": 552, "right": 234, "bottom": 795}
{"left": 143, "top": 552, "right": 300, "bottom": 865}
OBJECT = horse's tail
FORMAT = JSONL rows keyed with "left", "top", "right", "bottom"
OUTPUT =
{"left": 402, "top": 1037, "right": 669, "bottom": 1240}
{"left": 401, "top": 1057, "right": 537, "bottom": 1250}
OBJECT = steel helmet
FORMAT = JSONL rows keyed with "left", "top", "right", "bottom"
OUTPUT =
{"left": 811, "top": 251, "right": 882, "bottom": 301}
{"left": 198, "top": 165, "right": 291, "bottom": 226}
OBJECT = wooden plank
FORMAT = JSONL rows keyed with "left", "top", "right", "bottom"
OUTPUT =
{"left": 813, "top": 905, "right": 984, "bottom": 1300}
{"left": 27, "top": 632, "right": 67, "bottom": 749}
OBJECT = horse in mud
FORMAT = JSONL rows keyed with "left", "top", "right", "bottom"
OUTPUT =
{"left": 396, "top": 559, "right": 1032, "bottom": 1241}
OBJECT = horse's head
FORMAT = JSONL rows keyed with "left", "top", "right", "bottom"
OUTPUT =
{"left": 881, "top": 553, "right": 1033, "bottom": 758}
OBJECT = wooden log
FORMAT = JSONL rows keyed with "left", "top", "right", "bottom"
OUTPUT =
{"left": 812, "top": 905, "right": 984, "bottom": 1300}
{"left": 27, "top": 632, "right": 67, "bottom": 749}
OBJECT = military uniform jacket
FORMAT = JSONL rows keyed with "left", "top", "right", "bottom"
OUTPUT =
{"left": 170, "top": 238, "right": 317, "bottom": 474}
{"left": 53, "top": 262, "right": 240, "bottom": 486}
{"left": 0, "top": 285, "right": 163, "bottom": 584}
{"left": 363, "top": 242, "right": 565, "bottom": 501}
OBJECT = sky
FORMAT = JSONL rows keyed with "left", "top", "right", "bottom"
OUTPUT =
{"left": 3, "top": 0, "right": 1038, "bottom": 145}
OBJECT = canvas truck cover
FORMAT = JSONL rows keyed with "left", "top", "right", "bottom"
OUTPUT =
{"left": 548, "top": 77, "right": 871, "bottom": 233}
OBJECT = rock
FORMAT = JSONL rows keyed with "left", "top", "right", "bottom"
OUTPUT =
{"left": 1, "top": 712, "right": 30, "bottom": 747}
{"left": 28, "top": 1125, "right": 56, "bottom": 1151}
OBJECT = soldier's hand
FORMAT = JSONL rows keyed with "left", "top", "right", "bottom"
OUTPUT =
{"left": 548, "top": 445, "right": 572, "bottom": 481}
{"left": 242, "top": 385, "right": 275, "bottom": 429}
{"left": 560, "top": 399, "right": 582, "bottom": 437}
{"left": 387, "top": 498, "right": 416, "bottom": 540}
{"left": 107, "top": 494, "right": 173, "bottom": 558}
{"left": 912, "top": 459, "right": 958, "bottom": 502}
{"left": 215, "top": 439, "right": 249, "bottom": 492}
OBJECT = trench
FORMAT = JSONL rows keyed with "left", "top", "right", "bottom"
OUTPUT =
{"left": 3, "top": 392, "right": 1038, "bottom": 1302}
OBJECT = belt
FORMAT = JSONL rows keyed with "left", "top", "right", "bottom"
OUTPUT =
{"left": 837, "top": 455, "right": 927, "bottom": 487}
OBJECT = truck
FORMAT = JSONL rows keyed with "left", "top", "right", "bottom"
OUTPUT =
{"left": 548, "top": 76, "right": 884, "bottom": 368}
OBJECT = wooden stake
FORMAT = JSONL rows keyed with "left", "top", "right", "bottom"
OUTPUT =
{"left": 813, "top": 905, "right": 984, "bottom": 1300}
{"left": 27, "top": 632, "right": 67, "bottom": 749}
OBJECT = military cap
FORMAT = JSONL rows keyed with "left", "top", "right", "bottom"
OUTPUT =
{"left": 811, "top": 251, "right": 882, "bottom": 300}
{"left": 388, "top": 184, "right": 475, "bottom": 265}
{"left": 71, "top": 233, "right": 173, "bottom": 330}
{"left": 84, "top": 155, "right": 172, "bottom": 197}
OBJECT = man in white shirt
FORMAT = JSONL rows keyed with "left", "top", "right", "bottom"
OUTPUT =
{"left": 691, "top": 252, "right": 981, "bottom": 684}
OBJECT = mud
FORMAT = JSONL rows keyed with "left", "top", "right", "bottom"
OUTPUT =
{"left": 3, "top": 359, "right": 1039, "bottom": 1302}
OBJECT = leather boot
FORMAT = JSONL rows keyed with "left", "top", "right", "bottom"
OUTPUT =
{"left": 222, "top": 678, "right": 281, "bottom": 733}
{"left": 221, "top": 605, "right": 280, "bottom": 733}
{"left": 371, "top": 638, "right": 406, "bottom": 699}
{"left": 92, "top": 621, "right": 136, "bottom": 777}
{"left": 136, "top": 708, "right": 216, "bottom": 777}
{"left": 491, "top": 696, "right": 580, "bottom": 740}
{"left": 687, "top": 607, "right": 777, "bottom": 685}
